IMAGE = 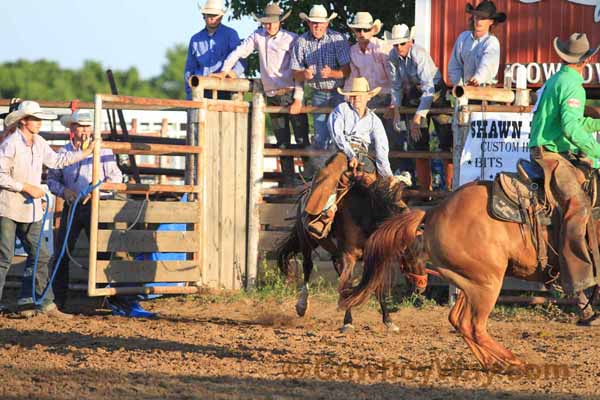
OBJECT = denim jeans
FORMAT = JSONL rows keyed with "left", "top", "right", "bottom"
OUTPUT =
{"left": 0, "top": 217, "right": 54, "bottom": 308}
{"left": 52, "top": 202, "right": 92, "bottom": 308}
{"left": 311, "top": 90, "right": 344, "bottom": 151}
{"left": 266, "top": 92, "right": 310, "bottom": 184}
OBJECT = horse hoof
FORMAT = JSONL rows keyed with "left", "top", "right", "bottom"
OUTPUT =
{"left": 339, "top": 324, "right": 355, "bottom": 333}
{"left": 385, "top": 322, "right": 400, "bottom": 333}
{"left": 577, "top": 312, "right": 600, "bottom": 326}
{"left": 295, "top": 300, "right": 308, "bottom": 317}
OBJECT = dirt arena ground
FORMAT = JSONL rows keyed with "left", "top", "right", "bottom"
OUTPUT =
{"left": 0, "top": 290, "right": 599, "bottom": 400}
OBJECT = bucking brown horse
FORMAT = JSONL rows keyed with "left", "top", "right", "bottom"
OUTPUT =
{"left": 340, "top": 180, "right": 599, "bottom": 369}
{"left": 277, "top": 175, "right": 426, "bottom": 333}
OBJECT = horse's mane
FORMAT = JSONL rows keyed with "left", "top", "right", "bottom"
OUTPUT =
{"left": 346, "top": 176, "right": 408, "bottom": 235}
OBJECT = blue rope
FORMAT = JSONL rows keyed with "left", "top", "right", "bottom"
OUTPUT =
{"left": 30, "top": 181, "right": 103, "bottom": 306}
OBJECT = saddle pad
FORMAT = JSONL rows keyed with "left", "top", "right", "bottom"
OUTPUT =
{"left": 491, "top": 177, "right": 525, "bottom": 224}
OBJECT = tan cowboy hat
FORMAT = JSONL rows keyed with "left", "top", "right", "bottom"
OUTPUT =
{"left": 60, "top": 110, "right": 93, "bottom": 128}
{"left": 465, "top": 1, "right": 506, "bottom": 23}
{"left": 198, "top": 0, "right": 229, "bottom": 16}
{"left": 553, "top": 33, "right": 600, "bottom": 64}
{"left": 6, "top": 101, "right": 57, "bottom": 125}
{"left": 299, "top": 4, "right": 337, "bottom": 23}
{"left": 337, "top": 77, "right": 381, "bottom": 97}
{"left": 347, "top": 12, "right": 382, "bottom": 35}
{"left": 252, "top": 3, "right": 291, "bottom": 23}
{"left": 383, "top": 24, "right": 416, "bottom": 45}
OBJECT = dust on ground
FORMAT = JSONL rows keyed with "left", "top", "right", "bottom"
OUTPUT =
{"left": 0, "top": 290, "right": 599, "bottom": 400}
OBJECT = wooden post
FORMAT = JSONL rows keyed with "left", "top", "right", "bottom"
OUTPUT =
{"left": 246, "top": 82, "right": 265, "bottom": 289}
{"left": 159, "top": 118, "right": 168, "bottom": 184}
{"left": 196, "top": 100, "right": 207, "bottom": 287}
{"left": 88, "top": 94, "right": 103, "bottom": 296}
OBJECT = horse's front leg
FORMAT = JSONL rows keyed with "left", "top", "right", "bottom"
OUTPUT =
{"left": 296, "top": 247, "right": 314, "bottom": 317}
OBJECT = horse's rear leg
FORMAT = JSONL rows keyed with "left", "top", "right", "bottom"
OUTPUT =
{"left": 296, "top": 248, "right": 313, "bottom": 317}
{"left": 458, "top": 280, "right": 524, "bottom": 369}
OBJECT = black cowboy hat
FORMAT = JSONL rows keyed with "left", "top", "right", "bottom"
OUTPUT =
{"left": 466, "top": 1, "right": 506, "bottom": 23}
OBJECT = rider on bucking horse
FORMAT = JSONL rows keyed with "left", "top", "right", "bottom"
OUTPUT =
{"left": 529, "top": 32, "right": 600, "bottom": 324}
{"left": 304, "top": 77, "right": 394, "bottom": 239}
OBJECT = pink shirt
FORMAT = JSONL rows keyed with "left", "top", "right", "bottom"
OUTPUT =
{"left": 346, "top": 38, "right": 392, "bottom": 95}
{"left": 223, "top": 28, "right": 303, "bottom": 99}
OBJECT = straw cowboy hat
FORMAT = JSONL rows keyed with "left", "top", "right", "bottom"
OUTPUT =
{"left": 347, "top": 12, "right": 382, "bottom": 35}
{"left": 465, "top": 1, "right": 506, "bottom": 23}
{"left": 554, "top": 33, "right": 600, "bottom": 64}
{"left": 5, "top": 101, "right": 57, "bottom": 126}
{"left": 198, "top": 0, "right": 229, "bottom": 16}
{"left": 60, "top": 110, "right": 93, "bottom": 128}
{"left": 337, "top": 77, "right": 381, "bottom": 97}
{"left": 299, "top": 4, "right": 337, "bottom": 23}
{"left": 252, "top": 3, "right": 291, "bottom": 23}
{"left": 383, "top": 24, "right": 416, "bottom": 45}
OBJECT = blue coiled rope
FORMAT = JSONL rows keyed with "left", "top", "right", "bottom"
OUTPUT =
{"left": 30, "top": 181, "right": 102, "bottom": 306}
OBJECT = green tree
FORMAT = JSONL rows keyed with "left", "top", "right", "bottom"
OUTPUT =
{"left": 228, "top": 0, "right": 415, "bottom": 39}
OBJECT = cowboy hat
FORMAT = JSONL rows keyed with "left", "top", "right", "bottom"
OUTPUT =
{"left": 5, "top": 101, "right": 57, "bottom": 126}
{"left": 60, "top": 110, "right": 93, "bottom": 128}
{"left": 299, "top": 5, "right": 337, "bottom": 23}
{"left": 347, "top": 12, "right": 382, "bottom": 35}
{"left": 465, "top": 1, "right": 506, "bottom": 23}
{"left": 337, "top": 77, "right": 381, "bottom": 97}
{"left": 383, "top": 24, "right": 415, "bottom": 45}
{"left": 553, "top": 33, "right": 600, "bottom": 64}
{"left": 198, "top": 0, "right": 229, "bottom": 16}
{"left": 252, "top": 3, "right": 291, "bottom": 23}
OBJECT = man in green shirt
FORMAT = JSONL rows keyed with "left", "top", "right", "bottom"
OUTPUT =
{"left": 529, "top": 33, "right": 600, "bottom": 324}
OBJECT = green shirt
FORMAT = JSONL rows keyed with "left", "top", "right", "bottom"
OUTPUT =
{"left": 529, "top": 65, "right": 600, "bottom": 165}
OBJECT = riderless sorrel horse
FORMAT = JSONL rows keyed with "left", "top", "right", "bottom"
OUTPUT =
{"left": 277, "top": 174, "right": 426, "bottom": 332}
{"left": 340, "top": 171, "right": 600, "bottom": 369}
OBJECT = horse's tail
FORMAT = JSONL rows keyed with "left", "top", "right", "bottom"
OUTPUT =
{"left": 339, "top": 208, "right": 427, "bottom": 310}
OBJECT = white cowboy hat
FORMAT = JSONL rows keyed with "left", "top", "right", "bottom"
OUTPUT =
{"left": 5, "top": 101, "right": 57, "bottom": 125}
{"left": 347, "top": 12, "right": 382, "bottom": 35}
{"left": 553, "top": 32, "right": 600, "bottom": 64}
{"left": 60, "top": 110, "right": 93, "bottom": 128}
{"left": 198, "top": 0, "right": 229, "bottom": 16}
{"left": 337, "top": 77, "right": 381, "bottom": 97}
{"left": 299, "top": 4, "right": 337, "bottom": 23}
{"left": 252, "top": 3, "right": 292, "bottom": 23}
{"left": 383, "top": 24, "right": 416, "bottom": 45}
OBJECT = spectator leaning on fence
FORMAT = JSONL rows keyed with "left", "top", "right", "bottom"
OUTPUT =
{"left": 184, "top": 0, "right": 245, "bottom": 100}
{"left": 448, "top": 0, "right": 505, "bottom": 87}
{"left": 345, "top": 13, "right": 402, "bottom": 172}
{"left": 47, "top": 110, "right": 123, "bottom": 311}
{"left": 387, "top": 24, "right": 454, "bottom": 191}
{"left": 213, "top": 2, "right": 310, "bottom": 187}
{"left": 0, "top": 101, "right": 96, "bottom": 318}
{"left": 291, "top": 4, "right": 351, "bottom": 173}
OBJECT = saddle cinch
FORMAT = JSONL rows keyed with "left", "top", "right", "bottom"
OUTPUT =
{"left": 491, "top": 158, "right": 600, "bottom": 281}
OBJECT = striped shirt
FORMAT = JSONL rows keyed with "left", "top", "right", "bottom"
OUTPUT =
{"left": 47, "top": 142, "right": 122, "bottom": 199}
{"left": 290, "top": 29, "right": 351, "bottom": 91}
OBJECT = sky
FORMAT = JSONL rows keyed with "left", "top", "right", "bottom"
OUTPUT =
{"left": 1, "top": 0, "right": 256, "bottom": 79}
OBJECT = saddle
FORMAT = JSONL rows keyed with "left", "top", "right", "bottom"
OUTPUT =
{"left": 491, "top": 158, "right": 600, "bottom": 285}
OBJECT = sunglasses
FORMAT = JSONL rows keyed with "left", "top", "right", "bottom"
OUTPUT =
{"left": 395, "top": 41, "right": 410, "bottom": 47}
{"left": 203, "top": 13, "right": 219, "bottom": 18}
{"left": 354, "top": 28, "right": 372, "bottom": 33}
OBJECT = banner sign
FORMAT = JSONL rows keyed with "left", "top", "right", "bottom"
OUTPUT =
{"left": 459, "top": 112, "right": 533, "bottom": 184}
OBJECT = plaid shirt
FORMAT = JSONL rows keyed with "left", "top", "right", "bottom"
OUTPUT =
{"left": 290, "top": 29, "right": 351, "bottom": 91}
